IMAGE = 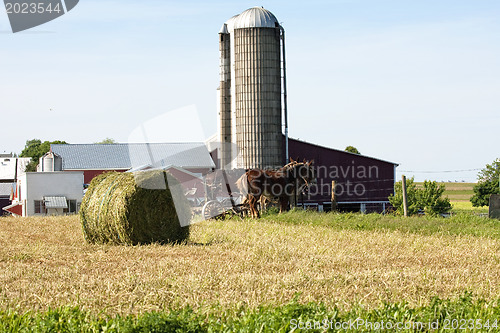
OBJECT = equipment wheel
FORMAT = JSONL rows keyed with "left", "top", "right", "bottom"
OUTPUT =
{"left": 202, "top": 200, "right": 224, "bottom": 220}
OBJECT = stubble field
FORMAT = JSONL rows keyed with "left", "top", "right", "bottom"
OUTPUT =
{"left": 1, "top": 210, "right": 500, "bottom": 320}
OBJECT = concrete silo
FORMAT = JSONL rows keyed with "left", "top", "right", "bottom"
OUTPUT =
{"left": 218, "top": 7, "right": 287, "bottom": 169}
{"left": 218, "top": 21, "right": 232, "bottom": 169}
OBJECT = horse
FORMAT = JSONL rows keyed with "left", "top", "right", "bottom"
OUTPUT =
{"left": 236, "top": 159, "right": 316, "bottom": 218}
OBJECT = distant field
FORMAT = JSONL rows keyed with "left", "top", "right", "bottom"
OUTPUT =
{"left": 416, "top": 182, "right": 475, "bottom": 202}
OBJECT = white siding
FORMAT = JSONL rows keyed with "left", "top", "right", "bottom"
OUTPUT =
{"left": 20, "top": 172, "right": 84, "bottom": 217}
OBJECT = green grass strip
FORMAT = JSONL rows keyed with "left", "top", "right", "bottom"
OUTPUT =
{"left": 2, "top": 293, "right": 500, "bottom": 332}
{"left": 259, "top": 209, "right": 500, "bottom": 239}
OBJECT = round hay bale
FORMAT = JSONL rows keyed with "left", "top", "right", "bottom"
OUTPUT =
{"left": 80, "top": 170, "right": 191, "bottom": 245}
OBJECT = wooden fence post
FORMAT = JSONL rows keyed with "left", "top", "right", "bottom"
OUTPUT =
{"left": 402, "top": 175, "right": 408, "bottom": 217}
{"left": 331, "top": 181, "right": 337, "bottom": 211}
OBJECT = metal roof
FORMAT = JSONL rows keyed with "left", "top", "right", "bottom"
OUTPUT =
{"left": 219, "top": 23, "right": 229, "bottom": 34}
{"left": 0, "top": 182, "right": 14, "bottom": 197}
{"left": 44, "top": 196, "right": 68, "bottom": 209}
{"left": 234, "top": 7, "right": 279, "bottom": 29}
{"left": 288, "top": 137, "right": 399, "bottom": 166}
{"left": 223, "top": 14, "right": 240, "bottom": 33}
{"left": 50, "top": 143, "right": 216, "bottom": 170}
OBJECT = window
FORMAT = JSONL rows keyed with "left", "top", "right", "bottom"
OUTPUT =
{"left": 64, "top": 200, "right": 78, "bottom": 214}
{"left": 34, "top": 200, "right": 46, "bottom": 214}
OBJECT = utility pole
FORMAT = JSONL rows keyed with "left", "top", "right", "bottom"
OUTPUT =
{"left": 402, "top": 175, "right": 408, "bottom": 217}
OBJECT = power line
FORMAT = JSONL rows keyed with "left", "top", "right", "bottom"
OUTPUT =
{"left": 397, "top": 168, "right": 481, "bottom": 174}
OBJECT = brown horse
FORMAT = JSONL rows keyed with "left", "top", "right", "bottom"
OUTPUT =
{"left": 236, "top": 159, "right": 316, "bottom": 218}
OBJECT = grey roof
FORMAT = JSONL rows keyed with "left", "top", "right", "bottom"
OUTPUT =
{"left": 0, "top": 182, "right": 14, "bottom": 197}
{"left": 50, "top": 143, "right": 215, "bottom": 170}
{"left": 44, "top": 196, "right": 68, "bottom": 209}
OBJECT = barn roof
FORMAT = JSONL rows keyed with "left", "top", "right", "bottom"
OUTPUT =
{"left": 51, "top": 143, "right": 216, "bottom": 170}
{"left": 287, "top": 137, "right": 399, "bottom": 166}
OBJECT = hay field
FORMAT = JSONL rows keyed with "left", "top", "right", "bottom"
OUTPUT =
{"left": 441, "top": 182, "right": 475, "bottom": 202}
{"left": 1, "top": 212, "right": 500, "bottom": 316}
{"left": 416, "top": 182, "right": 475, "bottom": 202}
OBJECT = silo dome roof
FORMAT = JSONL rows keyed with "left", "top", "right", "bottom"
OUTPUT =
{"left": 222, "top": 14, "right": 240, "bottom": 33}
{"left": 234, "top": 7, "right": 279, "bottom": 29}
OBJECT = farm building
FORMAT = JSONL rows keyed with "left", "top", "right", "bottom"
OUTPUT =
{"left": 0, "top": 155, "right": 31, "bottom": 214}
{"left": 5, "top": 171, "right": 84, "bottom": 217}
{"left": 39, "top": 143, "right": 216, "bottom": 184}
{"left": 218, "top": 7, "right": 285, "bottom": 169}
{"left": 215, "top": 7, "right": 398, "bottom": 213}
{"left": 0, "top": 183, "right": 14, "bottom": 215}
{"left": 2, "top": 143, "right": 215, "bottom": 216}
{"left": 286, "top": 138, "right": 397, "bottom": 213}
{"left": 6, "top": 7, "right": 397, "bottom": 217}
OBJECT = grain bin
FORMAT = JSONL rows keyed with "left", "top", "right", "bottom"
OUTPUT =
{"left": 42, "top": 153, "right": 54, "bottom": 172}
{"left": 39, "top": 152, "right": 63, "bottom": 172}
{"left": 218, "top": 7, "right": 287, "bottom": 169}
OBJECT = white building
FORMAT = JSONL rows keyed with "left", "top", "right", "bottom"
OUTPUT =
{"left": 6, "top": 171, "right": 84, "bottom": 217}
{"left": 0, "top": 156, "right": 31, "bottom": 181}
{"left": 0, "top": 155, "right": 31, "bottom": 214}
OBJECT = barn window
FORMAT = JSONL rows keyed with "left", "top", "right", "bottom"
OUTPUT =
{"left": 34, "top": 200, "right": 46, "bottom": 214}
{"left": 64, "top": 200, "right": 77, "bottom": 214}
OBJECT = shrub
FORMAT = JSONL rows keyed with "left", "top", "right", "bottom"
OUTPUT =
{"left": 389, "top": 178, "right": 451, "bottom": 216}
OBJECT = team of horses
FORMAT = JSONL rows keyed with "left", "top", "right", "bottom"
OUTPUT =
{"left": 237, "top": 159, "right": 316, "bottom": 218}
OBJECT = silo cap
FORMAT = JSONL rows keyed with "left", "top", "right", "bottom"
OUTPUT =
{"left": 234, "top": 7, "right": 279, "bottom": 29}
{"left": 219, "top": 23, "right": 229, "bottom": 34}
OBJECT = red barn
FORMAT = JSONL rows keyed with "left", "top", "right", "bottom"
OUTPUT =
{"left": 286, "top": 138, "right": 398, "bottom": 213}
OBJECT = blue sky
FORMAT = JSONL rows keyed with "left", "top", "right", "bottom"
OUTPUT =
{"left": 1, "top": 0, "right": 499, "bottom": 181}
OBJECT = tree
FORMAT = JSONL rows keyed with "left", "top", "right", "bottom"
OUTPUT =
{"left": 345, "top": 146, "right": 360, "bottom": 155}
{"left": 389, "top": 177, "right": 451, "bottom": 216}
{"left": 20, "top": 139, "right": 42, "bottom": 159}
{"left": 417, "top": 181, "right": 452, "bottom": 216}
{"left": 95, "top": 137, "right": 116, "bottom": 144}
{"left": 471, "top": 158, "right": 500, "bottom": 207}
{"left": 20, "top": 139, "right": 68, "bottom": 172}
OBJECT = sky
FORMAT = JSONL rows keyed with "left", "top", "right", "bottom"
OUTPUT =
{"left": 1, "top": 0, "right": 499, "bottom": 182}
